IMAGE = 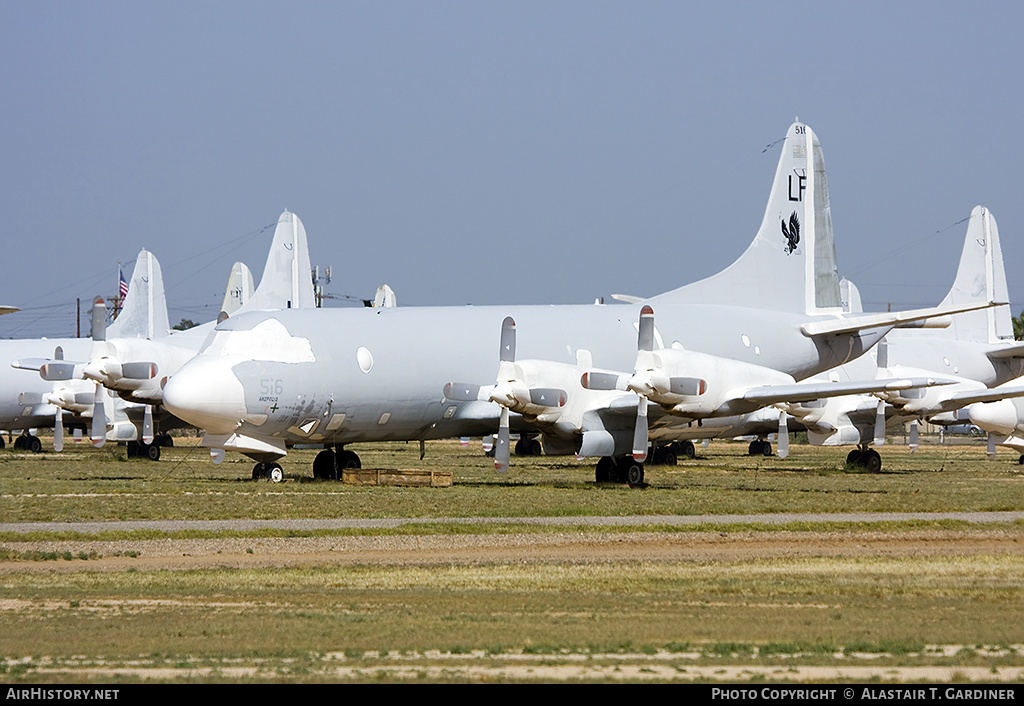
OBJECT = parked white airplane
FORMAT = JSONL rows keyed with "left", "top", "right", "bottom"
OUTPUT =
{"left": 769, "top": 206, "right": 1024, "bottom": 471}
{"left": 161, "top": 121, "right": 986, "bottom": 484}
{"left": 3, "top": 210, "right": 317, "bottom": 455}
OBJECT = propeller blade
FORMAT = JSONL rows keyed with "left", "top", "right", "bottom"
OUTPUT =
{"left": 876, "top": 337, "right": 888, "bottom": 369}
{"left": 580, "top": 371, "right": 625, "bottom": 391}
{"left": 529, "top": 388, "right": 567, "bottom": 407}
{"left": 210, "top": 448, "right": 225, "bottom": 464}
{"left": 91, "top": 296, "right": 107, "bottom": 342}
{"left": 777, "top": 410, "right": 789, "bottom": 459}
{"left": 443, "top": 382, "right": 483, "bottom": 402}
{"left": 121, "top": 362, "right": 158, "bottom": 380}
{"left": 909, "top": 420, "right": 919, "bottom": 451}
{"left": 499, "top": 317, "right": 516, "bottom": 363}
{"left": 143, "top": 405, "right": 154, "bottom": 445}
{"left": 39, "top": 362, "right": 78, "bottom": 381}
{"left": 632, "top": 395, "right": 648, "bottom": 461}
{"left": 987, "top": 432, "right": 996, "bottom": 460}
{"left": 874, "top": 401, "right": 886, "bottom": 447}
{"left": 495, "top": 406, "right": 510, "bottom": 472}
{"left": 53, "top": 409, "right": 64, "bottom": 452}
{"left": 669, "top": 377, "right": 707, "bottom": 396}
{"left": 90, "top": 383, "right": 106, "bottom": 448}
{"left": 637, "top": 305, "right": 655, "bottom": 352}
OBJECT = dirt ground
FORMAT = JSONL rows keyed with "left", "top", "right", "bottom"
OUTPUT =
{"left": 3, "top": 527, "right": 1023, "bottom": 573}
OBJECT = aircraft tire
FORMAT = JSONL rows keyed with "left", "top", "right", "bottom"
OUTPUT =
{"left": 252, "top": 463, "right": 266, "bottom": 480}
{"left": 760, "top": 440, "right": 772, "bottom": 456}
{"left": 748, "top": 440, "right": 760, "bottom": 456}
{"left": 595, "top": 456, "right": 614, "bottom": 483}
{"left": 625, "top": 462, "right": 645, "bottom": 486}
{"left": 313, "top": 449, "right": 337, "bottom": 480}
{"left": 660, "top": 449, "right": 677, "bottom": 466}
{"left": 145, "top": 443, "right": 160, "bottom": 461}
{"left": 863, "top": 449, "right": 882, "bottom": 473}
{"left": 846, "top": 449, "right": 863, "bottom": 466}
{"left": 678, "top": 441, "right": 696, "bottom": 459}
{"left": 338, "top": 449, "right": 361, "bottom": 470}
{"left": 268, "top": 463, "right": 284, "bottom": 483}
{"left": 1019, "top": 455, "right": 1024, "bottom": 466}
{"left": 28, "top": 436, "right": 42, "bottom": 454}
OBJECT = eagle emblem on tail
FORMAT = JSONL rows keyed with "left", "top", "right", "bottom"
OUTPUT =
{"left": 781, "top": 211, "right": 800, "bottom": 254}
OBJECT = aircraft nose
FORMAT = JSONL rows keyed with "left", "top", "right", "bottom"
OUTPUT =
{"left": 163, "top": 356, "right": 248, "bottom": 435}
{"left": 967, "top": 399, "right": 1017, "bottom": 436}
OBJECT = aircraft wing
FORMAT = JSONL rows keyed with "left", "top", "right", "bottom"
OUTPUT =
{"left": 799, "top": 301, "right": 1003, "bottom": 338}
{"left": 986, "top": 343, "right": 1024, "bottom": 360}
{"left": 737, "top": 377, "right": 955, "bottom": 407}
{"left": 934, "top": 385, "right": 1024, "bottom": 411}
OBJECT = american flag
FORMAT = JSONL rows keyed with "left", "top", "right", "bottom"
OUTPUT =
{"left": 119, "top": 267, "right": 129, "bottom": 301}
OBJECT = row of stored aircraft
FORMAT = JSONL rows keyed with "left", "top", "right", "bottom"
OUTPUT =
{"left": 5, "top": 120, "right": 1024, "bottom": 483}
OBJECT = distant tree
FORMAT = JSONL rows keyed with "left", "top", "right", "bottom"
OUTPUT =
{"left": 1014, "top": 311, "right": 1024, "bottom": 341}
{"left": 173, "top": 319, "right": 198, "bottom": 331}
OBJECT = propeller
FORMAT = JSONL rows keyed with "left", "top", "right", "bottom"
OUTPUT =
{"left": 38, "top": 296, "right": 160, "bottom": 449}
{"left": 443, "top": 316, "right": 566, "bottom": 472}
{"left": 874, "top": 400, "right": 887, "bottom": 447}
{"left": 909, "top": 419, "right": 919, "bottom": 451}
{"left": 581, "top": 306, "right": 706, "bottom": 462}
{"left": 777, "top": 409, "right": 789, "bottom": 459}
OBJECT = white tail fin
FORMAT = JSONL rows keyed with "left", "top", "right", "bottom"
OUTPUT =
{"left": 220, "top": 262, "right": 256, "bottom": 316}
{"left": 107, "top": 249, "right": 170, "bottom": 340}
{"left": 653, "top": 121, "right": 841, "bottom": 315}
{"left": 934, "top": 206, "right": 1012, "bottom": 343}
{"left": 237, "top": 210, "right": 316, "bottom": 313}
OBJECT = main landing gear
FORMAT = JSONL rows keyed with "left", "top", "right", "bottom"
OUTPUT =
{"left": 748, "top": 439, "right": 773, "bottom": 456}
{"left": 13, "top": 433, "right": 43, "bottom": 453}
{"left": 846, "top": 445, "right": 882, "bottom": 473}
{"left": 649, "top": 441, "right": 696, "bottom": 466}
{"left": 595, "top": 456, "right": 645, "bottom": 486}
{"left": 311, "top": 446, "right": 362, "bottom": 481}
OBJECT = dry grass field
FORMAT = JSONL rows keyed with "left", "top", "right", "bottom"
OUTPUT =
{"left": 1, "top": 433, "right": 1022, "bottom": 683}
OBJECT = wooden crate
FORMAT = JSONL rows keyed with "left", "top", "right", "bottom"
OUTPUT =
{"left": 342, "top": 468, "right": 452, "bottom": 488}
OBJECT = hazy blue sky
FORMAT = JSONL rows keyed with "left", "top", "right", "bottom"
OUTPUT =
{"left": 2, "top": 1, "right": 1022, "bottom": 338}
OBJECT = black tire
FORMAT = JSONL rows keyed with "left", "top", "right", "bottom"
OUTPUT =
{"left": 146, "top": 443, "right": 161, "bottom": 461}
{"left": 338, "top": 449, "right": 361, "bottom": 469}
{"left": 846, "top": 449, "right": 864, "bottom": 466}
{"left": 252, "top": 463, "right": 266, "bottom": 480}
{"left": 748, "top": 440, "right": 760, "bottom": 456}
{"left": 313, "top": 449, "right": 337, "bottom": 480}
{"left": 661, "top": 450, "right": 678, "bottom": 466}
{"left": 625, "top": 462, "right": 645, "bottom": 486}
{"left": 679, "top": 441, "right": 696, "bottom": 459}
{"left": 595, "top": 456, "right": 614, "bottom": 483}
{"left": 14, "top": 436, "right": 25, "bottom": 450}
{"left": 28, "top": 436, "right": 42, "bottom": 454}
{"left": 760, "top": 440, "right": 772, "bottom": 456}
{"left": 268, "top": 463, "right": 284, "bottom": 483}
{"left": 864, "top": 449, "right": 882, "bottom": 473}
{"left": 1018, "top": 455, "right": 1024, "bottom": 466}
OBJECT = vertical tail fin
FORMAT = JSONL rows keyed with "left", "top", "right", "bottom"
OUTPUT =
{"left": 107, "top": 249, "right": 170, "bottom": 340}
{"left": 238, "top": 210, "right": 316, "bottom": 313}
{"left": 653, "top": 121, "right": 842, "bottom": 315}
{"left": 220, "top": 262, "right": 256, "bottom": 316}
{"left": 935, "top": 206, "right": 1012, "bottom": 343}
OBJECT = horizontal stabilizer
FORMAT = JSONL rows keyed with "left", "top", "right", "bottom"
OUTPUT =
{"left": 800, "top": 301, "right": 1003, "bottom": 338}
{"left": 610, "top": 294, "right": 644, "bottom": 304}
